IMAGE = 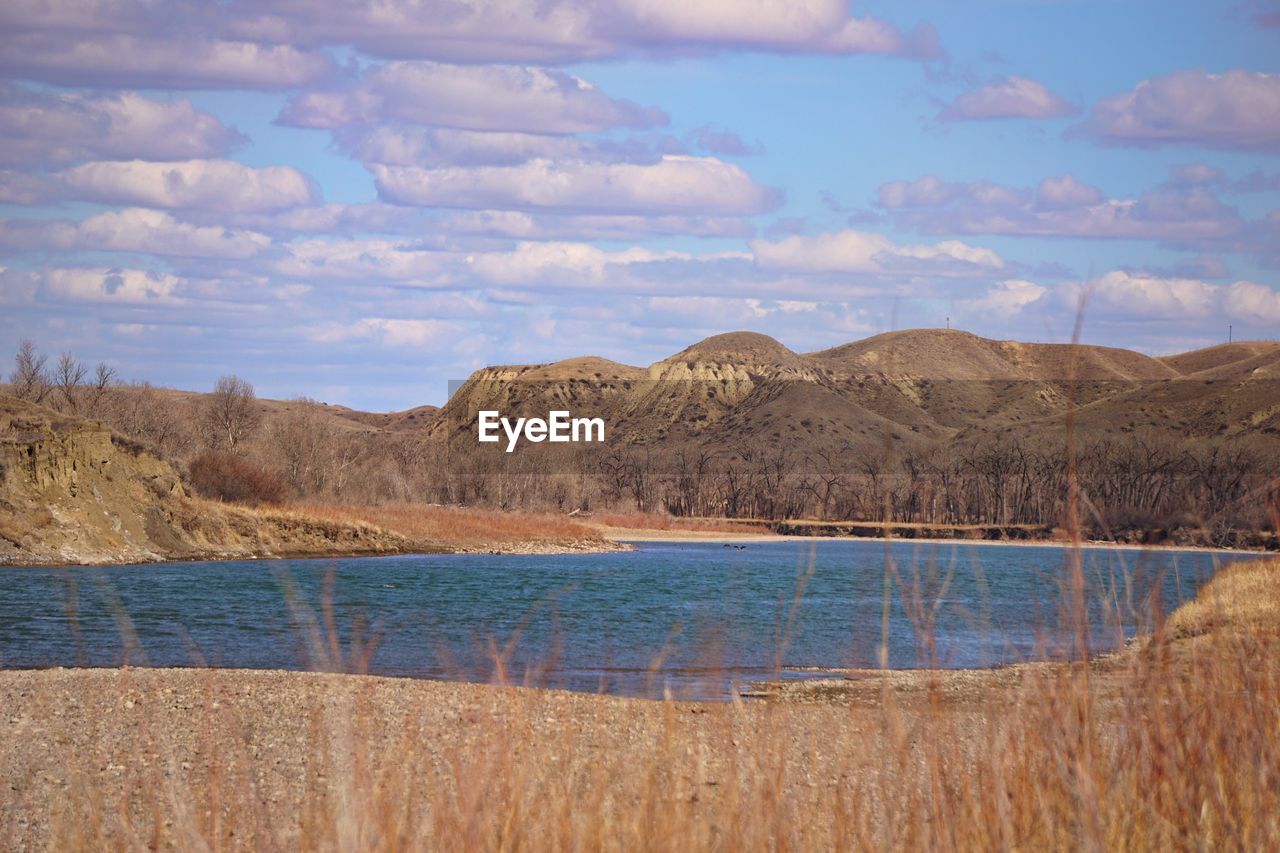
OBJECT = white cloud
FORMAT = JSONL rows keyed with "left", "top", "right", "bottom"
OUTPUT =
{"left": 1082, "top": 70, "right": 1280, "bottom": 152}
{"left": 0, "top": 209, "right": 271, "bottom": 259}
{"left": 616, "top": 0, "right": 937, "bottom": 56}
{"left": 1083, "top": 271, "right": 1219, "bottom": 319}
{"left": 877, "top": 172, "right": 1242, "bottom": 246}
{"left": 310, "top": 317, "right": 466, "bottom": 348}
{"left": 221, "top": 201, "right": 755, "bottom": 241}
{"left": 0, "top": 32, "right": 334, "bottom": 89}
{"left": 1035, "top": 174, "right": 1104, "bottom": 210}
{"left": 466, "top": 242, "right": 693, "bottom": 286}
{"left": 939, "top": 76, "right": 1075, "bottom": 121}
{"left": 272, "top": 238, "right": 453, "bottom": 283}
{"left": 878, "top": 175, "right": 1023, "bottom": 210}
{"left": 335, "top": 125, "right": 680, "bottom": 168}
{"left": 1223, "top": 280, "right": 1280, "bottom": 323}
{"left": 750, "top": 229, "right": 1005, "bottom": 275}
{"left": 57, "top": 159, "right": 317, "bottom": 213}
{"left": 0, "top": 87, "right": 243, "bottom": 167}
{"left": 438, "top": 209, "right": 755, "bottom": 240}
{"left": 373, "top": 155, "right": 777, "bottom": 215}
{"left": 40, "top": 267, "right": 185, "bottom": 305}
{"left": 280, "top": 62, "right": 665, "bottom": 134}
{"left": 338, "top": 127, "right": 594, "bottom": 167}
{"left": 961, "top": 280, "right": 1047, "bottom": 319}
{"left": 646, "top": 295, "right": 819, "bottom": 322}
{"left": 0, "top": 168, "right": 56, "bottom": 205}
{"left": 232, "top": 0, "right": 941, "bottom": 63}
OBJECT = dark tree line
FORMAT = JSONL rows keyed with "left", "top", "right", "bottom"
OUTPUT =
{"left": 572, "top": 435, "right": 1277, "bottom": 536}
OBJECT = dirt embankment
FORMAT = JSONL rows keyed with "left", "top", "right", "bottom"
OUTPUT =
{"left": 0, "top": 396, "right": 416, "bottom": 566}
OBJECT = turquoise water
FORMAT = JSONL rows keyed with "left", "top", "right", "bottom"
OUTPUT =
{"left": 0, "top": 541, "right": 1259, "bottom": 699}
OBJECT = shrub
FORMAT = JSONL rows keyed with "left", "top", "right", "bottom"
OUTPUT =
{"left": 188, "top": 452, "right": 286, "bottom": 506}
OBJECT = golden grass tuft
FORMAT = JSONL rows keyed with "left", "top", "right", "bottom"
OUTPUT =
{"left": 1163, "top": 556, "right": 1280, "bottom": 638}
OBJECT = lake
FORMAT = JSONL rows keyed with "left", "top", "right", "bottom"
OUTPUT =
{"left": 0, "top": 541, "right": 1260, "bottom": 699}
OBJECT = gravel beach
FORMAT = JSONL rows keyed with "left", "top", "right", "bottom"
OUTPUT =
{"left": 0, "top": 666, "right": 996, "bottom": 850}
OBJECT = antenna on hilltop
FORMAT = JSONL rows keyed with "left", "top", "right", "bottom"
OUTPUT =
{"left": 946, "top": 315, "right": 950, "bottom": 330}
{"left": 1229, "top": 324, "right": 1233, "bottom": 344}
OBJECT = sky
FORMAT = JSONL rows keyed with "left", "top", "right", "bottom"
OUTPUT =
{"left": 1, "top": 0, "right": 1278, "bottom": 410}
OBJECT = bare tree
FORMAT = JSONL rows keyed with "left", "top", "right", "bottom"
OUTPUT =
{"left": 86, "top": 362, "right": 118, "bottom": 415}
{"left": 203, "top": 375, "right": 261, "bottom": 452}
{"left": 111, "top": 381, "right": 193, "bottom": 458}
{"left": 53, "top": 352, "right": 88, "bottom": 413}
{"left": 799, "top": 446, "right": 847, "bottom": 520}
{"left": 10, "top": 340, "right": 51, "bottom": 403}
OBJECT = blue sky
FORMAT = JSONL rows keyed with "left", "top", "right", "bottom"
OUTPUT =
{"left": 1, "top": 0, "right": 1278, "bottom": 409}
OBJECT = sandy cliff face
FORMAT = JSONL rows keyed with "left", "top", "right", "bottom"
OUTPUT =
{"left": 0, "top": 397, "right": 407, "bottom": 566}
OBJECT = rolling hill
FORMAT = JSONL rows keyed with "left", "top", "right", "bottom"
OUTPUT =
{"left": 431, "top": 329, "right": 1280, "bottom": 464}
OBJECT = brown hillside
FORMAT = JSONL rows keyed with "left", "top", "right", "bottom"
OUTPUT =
{"left": 431, "top": 329, "right": 1280, "bottom": 469}
{"left": 1159, "top": 342, "right": 1280, "bottom": 380}
{"left": 809, "top": 329, "right": 1175, "bottom": 381}
{"left": 0, "top": 396, "right": 410, "bottom": 565}
{"left": 809, "top": 329, "right": 1025, "bottom": 380}
{"left": 662, "top": 331, "right": 802, "bottom": 369}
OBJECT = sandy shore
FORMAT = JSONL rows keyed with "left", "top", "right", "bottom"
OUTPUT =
{"left": 600, "top": 526, "right": 1266, "bottom": 555}
{"left": 1, "top": 648, "right": 1151, "bottom": 848}
{"left": 0, "top": 656, "right": 1155, "bottom": 849}
{"left": 595, "top": 525, "right": 790, "bottom": 543}
{"left": 0, "top": 666, "right": 940, "bottom": 849}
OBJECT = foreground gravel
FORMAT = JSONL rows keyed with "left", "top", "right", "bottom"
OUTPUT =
{"left": 0, "top": 666, "right": 1012, "bottom": 850}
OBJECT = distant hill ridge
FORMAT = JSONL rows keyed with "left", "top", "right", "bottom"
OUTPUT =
{"left": 433, "top": 329, "right": 1280, "bottom": 456}
{"left": 467, "top": 329, "right": 1279, "bottom": 383}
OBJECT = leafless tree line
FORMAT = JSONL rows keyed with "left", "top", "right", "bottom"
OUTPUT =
{"left": 7, "top": 341, "right": 434, "bottom": 503}
{"left": 9, "top": 340, "right": 117, "bottom": 416}
{"left": 390, "top": 432, "right": 1276, "bottom": 545}
{"left": 8, "top": 341, "right": 260, "bottom": 454}
{"left": 559, "top": 436, "right": 1277, "bottom": 535}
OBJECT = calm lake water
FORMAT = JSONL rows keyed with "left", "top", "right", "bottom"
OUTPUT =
{"left": 0, "top": 541, "right": 1261, "bottom": 699}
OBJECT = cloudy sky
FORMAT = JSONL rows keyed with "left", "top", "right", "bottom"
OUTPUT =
{"left": 1, "top": 0, "right": 1278, "bottom": 409}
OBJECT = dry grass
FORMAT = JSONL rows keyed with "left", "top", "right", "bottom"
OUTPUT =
{"left": 290, "top": 502, "right": 607, "bottom": 550}
{"left": 2, "top": 555, "right": 1279, "bottom": 849}
{"left": 0, "top": 505, "right": 52, "bottom": 545}
{"left": 1163, "top": 556, "right": 1280, "bottom": 638}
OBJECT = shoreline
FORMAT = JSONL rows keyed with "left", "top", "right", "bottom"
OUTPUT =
{"left": 0, "top": 538, "right": 628, "bottom": 569}
{"left": 602, "top": 526, "right": 1269, "bottom": 556}
{"left": 0, "top": 656, "right": 1087, "bottom": 706}
{"left": 2, "top": 529, "right": 1263, "bottom": 567}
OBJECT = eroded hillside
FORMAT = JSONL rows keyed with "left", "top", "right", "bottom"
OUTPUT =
{"left": 0, "top": 397, "right": 409, "bottom": 565}
{"left": 434, "top": 329, "right": 1280, "bottom": 458}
